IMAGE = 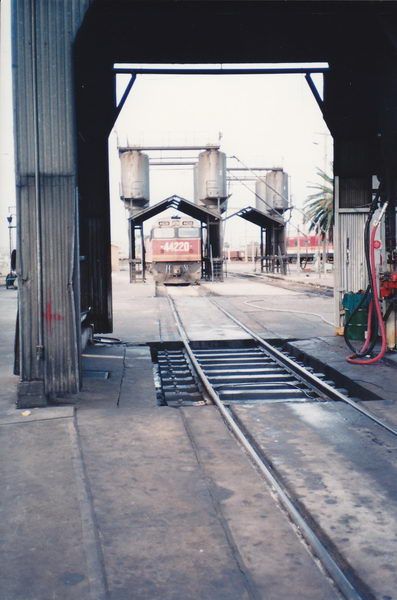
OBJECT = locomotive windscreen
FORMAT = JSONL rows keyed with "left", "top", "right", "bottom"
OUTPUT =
{"left": 178, "top": 228, "right": 200, "bottom": 238}
{"left": 153, "top": 228, "right": 175, "bottom": 239}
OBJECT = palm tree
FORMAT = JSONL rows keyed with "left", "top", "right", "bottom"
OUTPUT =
{"left": 303, "top": 167, "right": 334, "bottom": 241}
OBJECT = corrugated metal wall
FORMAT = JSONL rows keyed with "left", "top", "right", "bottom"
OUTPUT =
{"left": 12, "top": 0, "right": 90, "bottom": 397}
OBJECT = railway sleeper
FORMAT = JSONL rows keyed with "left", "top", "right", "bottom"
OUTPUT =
{"left": 155, "top": 341, "right": 337, "bottom": 408}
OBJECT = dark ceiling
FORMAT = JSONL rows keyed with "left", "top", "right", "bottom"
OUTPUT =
{"left": 78, "top": 1, "right": 397, "bottom": 66}
{"left": 75, "top": 0, "right": 397, "bottom": 142}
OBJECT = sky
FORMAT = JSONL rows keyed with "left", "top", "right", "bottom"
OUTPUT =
{"left": 0, "top": 0, "right": 332, "bottom": 259}
{"left": 0, "top": 0, "right": 16, "bottom": 258}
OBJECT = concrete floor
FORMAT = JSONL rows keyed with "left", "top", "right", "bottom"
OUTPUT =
{"left": 227, "top": 260, "right": 334, "bottom": 291}
{"left": 111, "top": 269, "right": 335, "bottom": 343}
{"left": 1, "top": 272, "right": 397, "bottom": 599}
{"left": 233, "top": 401, "right": 397, "bottom": 599}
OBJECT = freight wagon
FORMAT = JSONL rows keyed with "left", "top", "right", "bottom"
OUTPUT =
{"left": 286, "top": 235, "right": 334, "bottom": 263}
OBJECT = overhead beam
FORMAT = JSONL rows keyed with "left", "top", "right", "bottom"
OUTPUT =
{"left": 119, "top": 145, "right": 220, "bottom": 152}
{"left": 114, "top": 67, "right": 329, "bottom": 76}
{"left": 227, "top": 167, "right": 283, "bottom": 171}
{"left": 149, "top": 161, "right": 196, "bottom": 166}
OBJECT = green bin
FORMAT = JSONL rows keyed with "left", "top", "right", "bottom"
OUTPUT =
{"left": 342, "top": 292, "right": 370, "bottom": 341}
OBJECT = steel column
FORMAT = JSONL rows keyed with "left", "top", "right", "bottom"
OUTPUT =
{"left": 12, "top": 0, "right": 90, "bottom": 405}
{"left": 141, "top": 225, "right": 146, "bottom": 281}
{"left": 129, "top": 221, "right": 136, "bottom": 282}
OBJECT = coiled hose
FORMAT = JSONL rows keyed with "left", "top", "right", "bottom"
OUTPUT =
{"left": 344, "top": 192, "right": 388, "bottom": 364}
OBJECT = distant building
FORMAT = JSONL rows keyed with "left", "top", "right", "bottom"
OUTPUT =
{"left": 111, "top": 244, "right": 120, "bottom": 272}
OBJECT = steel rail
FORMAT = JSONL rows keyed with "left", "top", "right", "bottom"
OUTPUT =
{"left": 211, "top": 299, "right": 397, "bottom": 438}
{"left": 167, "top": 295, "right": 363, "bottom": 600}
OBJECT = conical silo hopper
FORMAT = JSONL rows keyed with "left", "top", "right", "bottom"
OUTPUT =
{"left": 119, "top": 150, "right": 150, "bottom": 214}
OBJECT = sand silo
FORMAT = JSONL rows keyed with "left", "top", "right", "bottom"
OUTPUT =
{"left": 255, "top": 178, "right": 271, "bottom": 213}
{"left": 265, "top": 169, "right": 289, "bottom": 213}
{"left": 119, "top": 150, "right": 150, "bottom": 213}
{"left": 196, "top": 148, "right": 227, "bottom": 213}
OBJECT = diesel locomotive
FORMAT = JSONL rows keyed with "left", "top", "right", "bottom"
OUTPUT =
{"left": 147, "top": 217, "right": 201, "bottom": 284}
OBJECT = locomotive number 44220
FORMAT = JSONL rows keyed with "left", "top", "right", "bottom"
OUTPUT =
{"left": 162, "top": 241, "right": 190, "bottom": 252}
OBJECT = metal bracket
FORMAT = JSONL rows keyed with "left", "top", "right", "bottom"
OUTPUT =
{"left": 305, "top": 73, "right": 324, "bottom": 114}
{"left": 112, "top": 74, "right": 136, "bottom": 129}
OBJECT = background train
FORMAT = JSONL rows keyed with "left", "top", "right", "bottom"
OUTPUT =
{"left": 286, "top": 234, "right": 334, "bottom": 263}
{"left": 146, "top": 217, "right": 202, "bottom": 284}
{"left": 226, "top": 235, "right": 334, "bottom": 264}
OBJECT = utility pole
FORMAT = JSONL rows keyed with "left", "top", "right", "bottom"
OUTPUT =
{"left": 296, "top": 225, "right": 301, "bottom": 272}
{"left": 314, "top": 132, "right": 330, "bottom": 274}
{"left": 6, "top": 209, "right": 16, "bottom": 272}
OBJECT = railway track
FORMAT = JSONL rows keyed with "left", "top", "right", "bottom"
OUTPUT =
{"left": 163, "top": 290, "right": 397, "bottom": 600}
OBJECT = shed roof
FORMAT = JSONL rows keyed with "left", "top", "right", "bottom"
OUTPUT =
{"left": 129, "top": 195, "right": 221, "bottom": 225}
{"left": 231, "top": 206, "right": 285, "bottom": 228}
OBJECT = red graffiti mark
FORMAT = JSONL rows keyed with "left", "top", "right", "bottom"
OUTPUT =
{"left": 44, "top": 302, "right": 64, "bottom": 332}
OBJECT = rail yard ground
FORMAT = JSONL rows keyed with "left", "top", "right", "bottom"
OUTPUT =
{"left": 225, "top": 259, "right": 335, "bottom": 292}
{"left": 1, "top": 270, "right": 397, "bottom": 599}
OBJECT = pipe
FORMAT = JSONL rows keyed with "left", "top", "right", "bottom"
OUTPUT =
{"left": 31, "top": 0, "right": 44, "bottom": 366}
{"left": 360, "top": 300, "right": 374, "bottom": 355}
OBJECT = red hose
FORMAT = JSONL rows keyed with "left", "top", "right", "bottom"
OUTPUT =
{"left": 347, "top": 224, "right": 387, "bottom": 364}
{"left": 358, "top": 299, "right": 373, "bottom": 355}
